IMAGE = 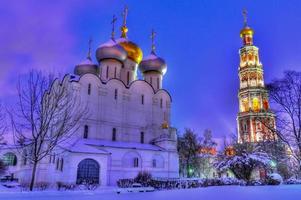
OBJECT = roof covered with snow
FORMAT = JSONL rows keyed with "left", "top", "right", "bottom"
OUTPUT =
{"left": 75, "top": 139, "right": 164, "bottom": 152}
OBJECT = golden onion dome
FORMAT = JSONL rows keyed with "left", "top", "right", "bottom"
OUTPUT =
{"left": 116, "top": 38, "right": 143, "bottom": 63}
{"left": 240, "top": 26, "right": 254, "bottom": 38}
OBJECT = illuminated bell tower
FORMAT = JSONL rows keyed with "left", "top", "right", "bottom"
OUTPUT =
{"left": 237, "top": 10, "right": 276, "bottom": 143}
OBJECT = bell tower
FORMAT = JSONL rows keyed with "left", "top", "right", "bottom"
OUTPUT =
{"left": 237, "top": 10, "right": 277, "bottom": 143}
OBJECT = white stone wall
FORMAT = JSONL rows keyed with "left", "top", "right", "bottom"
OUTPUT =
{"left": 73, "top": 73, "right": 172, "bottom": 144}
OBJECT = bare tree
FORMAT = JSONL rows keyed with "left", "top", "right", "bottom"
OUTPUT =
{"left": 257, "top": 71, "right": 301, "bottom": 173}
{"left": 8, "top": 70, "right": 87, "bottom": 191}
{"left": 0, "top": 103, "right": 7, "bottom": 147}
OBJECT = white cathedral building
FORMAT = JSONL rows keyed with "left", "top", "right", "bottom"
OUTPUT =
{"left": 0, "top": 9, "right": 179, "bottom": 186}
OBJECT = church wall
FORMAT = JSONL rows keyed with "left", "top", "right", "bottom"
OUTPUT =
{"left": 72, "top": 74, "right": 171, "bottom": 145}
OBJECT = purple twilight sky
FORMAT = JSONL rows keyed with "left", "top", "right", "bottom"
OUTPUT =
{"left": 1, "top": 0, "right": 301, "bottom": 138}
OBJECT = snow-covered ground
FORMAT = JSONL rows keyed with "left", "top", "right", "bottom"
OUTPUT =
{"left": 0, "top": 185, "right": 300, "bottom": 200}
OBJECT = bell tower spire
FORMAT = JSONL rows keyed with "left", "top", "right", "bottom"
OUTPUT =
{"left": 240, "top": 9, "right": 254, "bottom": 46}
{"left": 236, "top": 10, "right": 276, "bottom": 143}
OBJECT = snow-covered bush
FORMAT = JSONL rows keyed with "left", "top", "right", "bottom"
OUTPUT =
{"left": 117, "top": 179, "right": 135, "bottom": 188}
{"left": 283, "top": 177, "right": 301, "bottom": 185}
{"left": 56, "top": 182, "right": 76, "bottom": 191}
{"left": 134, "top": 171, "right": 152, "bottom": 186}
{"left": 215, "top": 144, "right": 272, "bottom": 182}
{"left": 219, "top": 177, "right": 246, "bottom": 186}
{"left": 0, "top": 159, "right": 6, "bottom": 175}
{"left": 248, "top": 180, "right": 264, "bottom": 186}
{"left": 266, "top": 173, "right": 283, "bottom": 185}
{"left": 117, "top": 177, "right": 245, "bottom": 189}
{"left": 35, "top": 182, "right": 49, "bottom": 191}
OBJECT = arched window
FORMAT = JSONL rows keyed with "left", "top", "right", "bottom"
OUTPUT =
{"left": 60, "top": 158, "right": 64, "bottom": 171}
{"left": 140, "top": 132, "right": 144, "bottom": 144}
{"left": 3, "top": 152, "right": 17, "bottom": 166}
{"left": 133, "top": 157, "right": 139, "bottom": 168}
{"left": 127, "top": 71, "right": 130, "bottom": 85}
{"left": 112, "top": 128, "right": 116, "bottom": 141}
{"left": 252, "top": 97, "right": 260, "bottom": 112}
{"left": 152, "top": 155, "right": 164, "bottom": 168}
{"left": 22, "top": 150, "right": 27, "bottom": 166}
{"left": 84, "top": 125, "right": 89, "bottom": 139}
{"left": 123, "top": 152, "right": 141, "bottom": 168}
{"left": 263, "top": 100, "right": 269, "bottom": 110}
{"left": 160, "top": 98, "right": 163, "bottom": 108}
{"left": 77, "top": 159, "right": 100, "bottom": 184}
{"left": 114, "top": 67, "right": 117, "bottom": 78}
{"left": 152, "top": 159, "right": 157, "bottom": 168}
{"left": 56, "top": 158, "right": 59, "bottom": 170}
{"left": 106, "top": 66, "right": 109, "bottom": 79}
{"left": 88, "top": 83, "right": 91, "bottom": 95}
{"left": 114, "top": 89, "right": 118, "bottom": 100}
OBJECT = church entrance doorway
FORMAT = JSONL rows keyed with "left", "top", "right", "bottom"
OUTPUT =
{"left": 76, "top": 159, "right": 100, "bottom": 184}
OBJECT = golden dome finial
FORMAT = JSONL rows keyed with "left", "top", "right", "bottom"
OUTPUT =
{"left": 240, "top": 9, "right": 254, "bottom": 39}
{"left": 87, "top": 37, "right": 92, "bottom": 60}
{"left": 111, "top": 15, "right": 117, "bottom": 40}
{"left": 161, "top": 121, "right": 169, "bottom": 129}
{"left": 121, "top": 5, "right": 129, "bottom": 38}
{"left": 242, "top": 9, "right": 248, "bottom": 27}
{"left": 150, "top": 29, "right": 156, "bottom": 54}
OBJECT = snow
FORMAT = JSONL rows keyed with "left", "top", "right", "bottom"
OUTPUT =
{"left": 143, "top": 53, "right": 158, "bottom": 61}
{"left": 0, "top": 185, "right": 300, "bottom": 200}
{"left": 268, "top": 173, "right": 283, "bottom": 183}
{"left": 77, "top": 58, "right": 95, "bottom": 66}
{"left": 98, "top": 39, "right": 117, "bottom": 48}
{"left": 74, "top": 139, "right": 165, "bottom": 151}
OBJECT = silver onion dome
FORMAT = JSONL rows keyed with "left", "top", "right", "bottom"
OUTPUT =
{"left": 96, "top": 39, "right": 127, "bottom": 63}
{"left": 74, "top": 57, "right": 99, "bottom": 76}
{"left": 139, "top": 52, "right": 167, "bottom": 75}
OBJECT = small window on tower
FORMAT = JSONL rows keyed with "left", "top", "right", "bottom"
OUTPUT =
{"left": 114, "top": 89, "right": 118, "bottom": 100}
{"left": 112, "top": 128, "right": 116, "bottom": 141}
{"left": 157, "top": 77, "right": 160, "bottom": 90}
{"left": 88, "top": 83, "right": 91, "bottom": 95}
{"left": 60, "top": 158, "right": 64, "bottom": 171}
{"left": 56, "top": 158, "right": 59, "bottom": 170}
{"left": 127, "top": 71, "right": 130, "bottom": 85}
{"left": 141, "top": 95, "right": 144, "bottom": 105}
{"left": 106, "top": 66, "right": 109, "bottom": 79}
{"left": 84, "top": 125, "right": 89, "bottom": 139}
{"left": 152, "top": 159, "right": 157, "bottom": 168}
{"left": 114, "top": 67, "right": 117, "bottom": 78}
{"left": 133, "top": 157, "right": 139, "bottom": 168}
{"left": 150, "top": 77, "right": 153, "bottom": 85}
{"left": 160, "top": 98, "right": 163, "bottom": 108}
{"left": 140, "top": 132, "right": 144, "bottom": 144}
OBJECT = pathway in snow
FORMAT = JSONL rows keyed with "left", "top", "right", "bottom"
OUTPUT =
{"left": 0, "top": 185, "right": 300, "bottom": 200}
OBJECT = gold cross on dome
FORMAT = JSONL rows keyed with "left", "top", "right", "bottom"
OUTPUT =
{"left": 242, "top": 9, "right": 248, "bottom": 27}
{"left": 122, "top": 5, "right": 128, "bottom": 26}
{"left": 151, "top": 29, "right": 156, "bottom": 53}
{"left": 111, "top": 15, "right": 117, "bottom": 39}
{"left": 87, "top": 37, "right": 92, "bottom": 59}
